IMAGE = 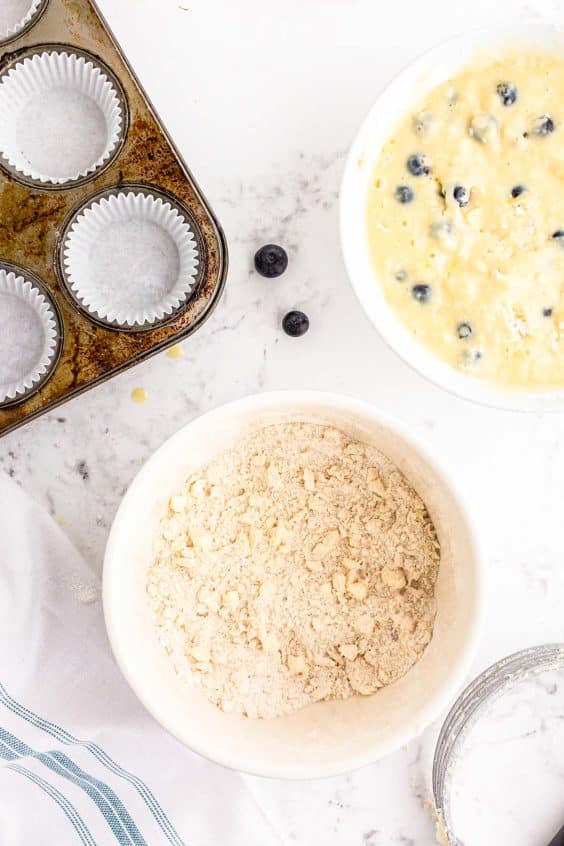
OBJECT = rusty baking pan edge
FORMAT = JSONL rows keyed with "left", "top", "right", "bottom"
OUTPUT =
{"left": 0, "top": 270, "right": 226, "bottom": 438}
{"left": 0, "top": 0, "right": 229, "bottom": 438}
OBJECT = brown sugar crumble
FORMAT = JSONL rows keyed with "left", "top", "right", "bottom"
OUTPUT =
{"left": 147, "top": 422, "right": 440, "bottom": 719}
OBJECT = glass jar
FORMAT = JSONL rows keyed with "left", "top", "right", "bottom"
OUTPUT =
{"left": 433, "top": 644, "right": 564, "bottom": 845}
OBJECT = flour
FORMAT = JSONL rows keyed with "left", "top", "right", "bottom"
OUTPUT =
{"left": 147, "top": 423, "right": 440, "bottom": 719}
{"left": 448, "top": 669, "right": 564, "bottom": 844}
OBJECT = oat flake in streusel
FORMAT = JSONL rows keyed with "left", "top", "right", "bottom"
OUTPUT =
{"left": 147, "top": 422, "right": 440, "bottom": 719}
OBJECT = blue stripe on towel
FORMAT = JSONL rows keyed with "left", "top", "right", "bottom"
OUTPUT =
{"left": 0, "top": 683, "right": 184, "bottom": 846}
{"left": 0, "top": 739, "right": 17, "bottom": 761}
{"left": 0, "top": 739, "right": 95, "bottom": 846}
{"left": 0, "top": 728, "right": 147, "bottom": 846}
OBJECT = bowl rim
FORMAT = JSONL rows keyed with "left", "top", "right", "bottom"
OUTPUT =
{"left": 340, "top": 20, "right": 564, "bottom": 413}
{"left": 103, "top": 390, "right": 486, "bottom": 779}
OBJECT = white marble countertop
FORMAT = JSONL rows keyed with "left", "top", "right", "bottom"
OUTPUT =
{"left": 3, "top": 0, "right": 564, "bottom": 842}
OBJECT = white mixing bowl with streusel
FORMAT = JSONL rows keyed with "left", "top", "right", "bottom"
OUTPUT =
{"left": 103, "top": 391, "right": 484, "bottom": 778}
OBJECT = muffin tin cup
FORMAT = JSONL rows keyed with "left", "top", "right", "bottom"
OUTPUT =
{"left": 0, "top": 47, "right": 126, "bottom": 186}
{"left": 0, "top": 266, "right": 61, "bottom": 405}
{"left": 61, "top": 187, "right": 200, "bottom": 329}
{"left": 0, "top": 0, "right": 227, "bottom": 437}
{"left": 0, "top": 0, "right": 45, "bottom": 44}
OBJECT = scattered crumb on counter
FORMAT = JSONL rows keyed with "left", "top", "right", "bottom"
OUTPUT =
{"left": 166, "top": 344, "right": 184, "bottom": 359}
{"left": 131, "top": 387, "right": 149, "bottom": 404}
{"left": 435, "top": 809, "right": 450, "bottom": 845}
{"left": 436, "top": 823, "right": 450, "bottom": 845}
{"left": 76, "top": 585, "right": 99, "bottom": 605}
{"left": 61, "top": 575, "right": 100, "bottom": 606}
{"left": 422, "top": 798, "right": 451, "bottom": 845}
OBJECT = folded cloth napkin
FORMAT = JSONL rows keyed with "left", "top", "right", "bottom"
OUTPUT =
{"left": 0, "top": 473, "right": 280, "bottom": 846}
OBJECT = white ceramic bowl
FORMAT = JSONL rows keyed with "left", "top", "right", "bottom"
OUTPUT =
{"left": 341, "top": 22, "right": 564, "bottom": 412}
{"left": 104, "top": 391, "right": 484, "bottom": 778}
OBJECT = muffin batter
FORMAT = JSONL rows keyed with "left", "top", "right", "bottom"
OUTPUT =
{"left": 367, "top": 50, "right": 564, "bottom": 388}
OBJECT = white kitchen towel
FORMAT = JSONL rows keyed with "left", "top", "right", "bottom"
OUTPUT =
{"left": 0, "top": 473, "right": 280, "bottom": 846}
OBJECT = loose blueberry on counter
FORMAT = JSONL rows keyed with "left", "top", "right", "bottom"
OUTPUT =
{"left": 254, "top": 244, "right": 289, "bottom": 278}
{"left": 511, "top": 185, "right": 526, "bottom": 198}
{"left": 543, "top": 307, "right": 553, "bottom": 317}
{"left": 282, "top": 310, "right": 309, "bottom": 337}
{"left": 532, "top": 115, "right": 555, "bottom": 137}
{"left": 496, "top": 82, "right": 518, "bottom": 106}
{"left": 453, "top": 185, "right": 470, "bottom": 207}
{"left": 407, "top": 153, "right": 432, "bottom": 176}
{"left": 457, "top": 322, "right": 473, "bottom": 339}
{"left": 552, "top": 230, "right": 564, "bottom": 241}
{"left": 412, "top": 283, "right": 432, "bottom": 303}
{"left": 395, "top": 269, "right": 408, "bottom": 282}
{"left": 395, "top": 185, "right": 414, "bottom": 204}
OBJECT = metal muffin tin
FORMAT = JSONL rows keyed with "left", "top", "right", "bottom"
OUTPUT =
{"left": 0, "top": 0, "right": 228, "bottom": 435}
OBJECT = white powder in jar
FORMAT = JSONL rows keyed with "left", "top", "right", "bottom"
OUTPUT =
{"left": 448, "top": 669, "right": 564, "bottom": 844}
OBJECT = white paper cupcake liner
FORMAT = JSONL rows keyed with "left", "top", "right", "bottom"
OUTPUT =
{"left": 0, "top": 0, "right": 43, "bottom": 42}
{"left": 0, "top": 49, "right": 124, "bottom": 185}
{"left": 62, "top": 191, "right": 200, "bottom": 328}
{"left": 0, "top": 270, "right": 59, "bottom": 403}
